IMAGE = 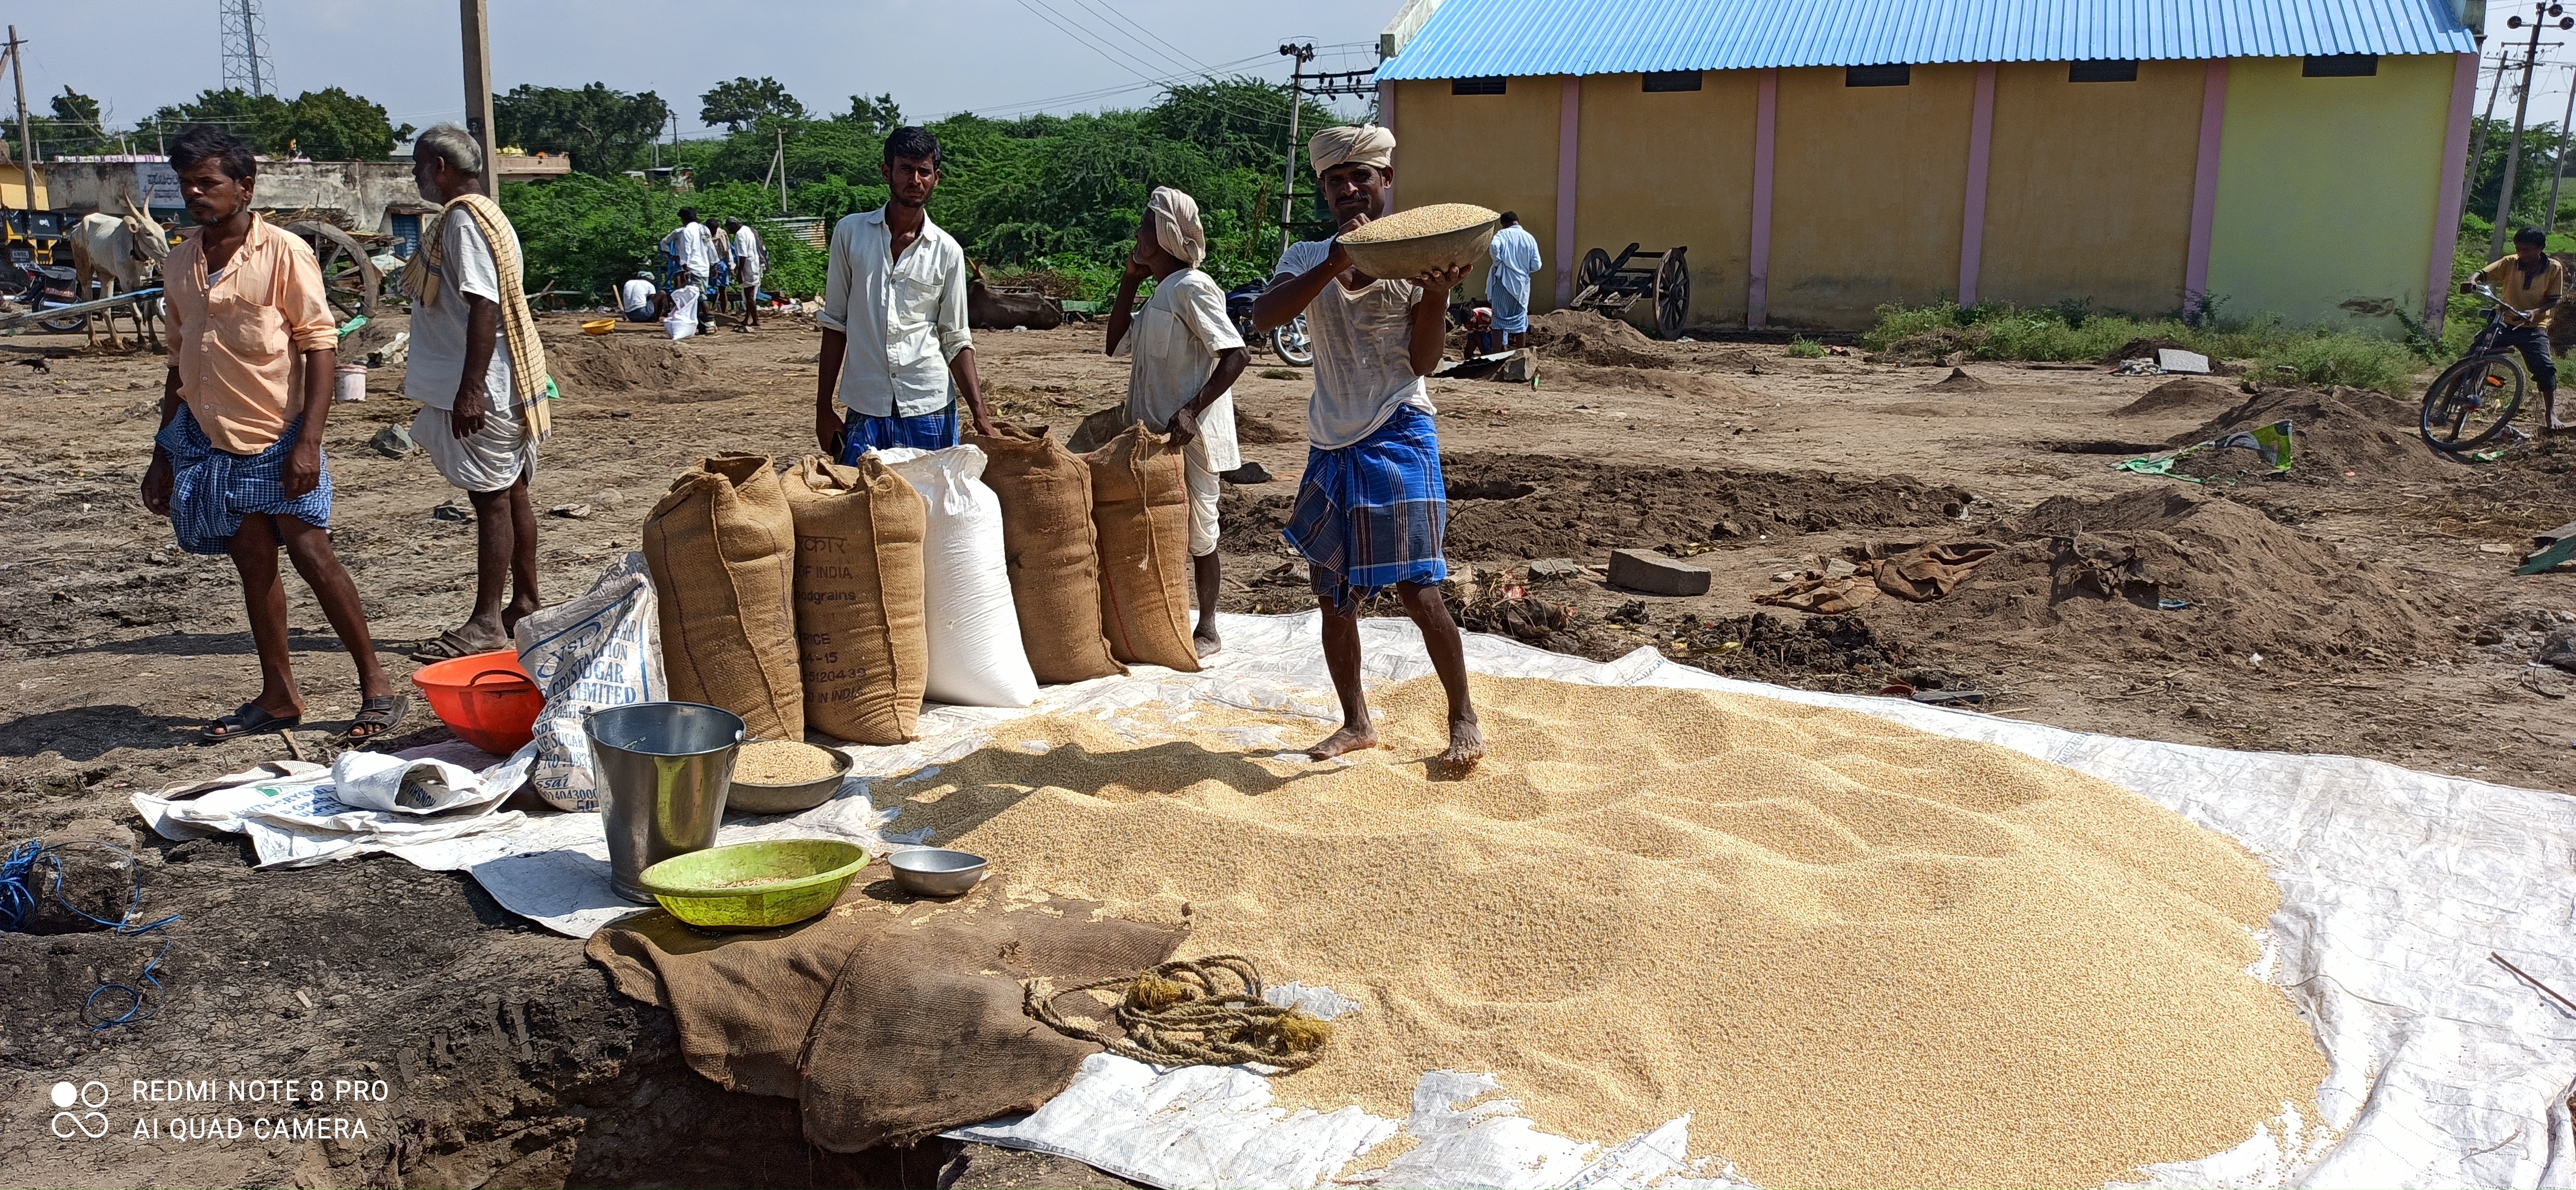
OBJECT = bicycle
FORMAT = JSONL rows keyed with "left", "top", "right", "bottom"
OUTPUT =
{"left": 2421, "top": 281, "right": 2541, "bottom": 453}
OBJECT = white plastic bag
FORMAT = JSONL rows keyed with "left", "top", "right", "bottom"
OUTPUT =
{"left": 665, "top": 285, "right": 701, "bottom": 340}
{"left": 329, "top": 752, "right": 505, "bottom": 816}
{"left": 514, "top": 553, "right": 667, "bottom": 809}
{"left": 875, "top": 445, "right": 1038, "bottom": 708}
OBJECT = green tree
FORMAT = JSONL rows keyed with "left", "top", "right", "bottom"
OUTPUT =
{"left": 700, "top": 76, "right": 806, "bottom": 131}
{"left": 836, "top": 93, "right": 904, "bottom": 134}
{"left": 142, "top": 88, "right": 291, "bottom": 148}
{"left": 496, "top": 83, "right": 672, "bottom": 176}
{"left": 42, "top": 86, "right": 110, "bottom": 154}
{"left": 2466, "top": 116, "right": 2570, "bottom": 234}
{"left": 281, "top": 87, "right": 413, "bottom": 160}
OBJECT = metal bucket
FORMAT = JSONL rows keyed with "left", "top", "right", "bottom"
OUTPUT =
{"left": 583, "top": 702, "right": 743, "bottom": 903}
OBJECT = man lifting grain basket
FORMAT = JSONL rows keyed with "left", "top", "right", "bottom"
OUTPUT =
{"left": 1250, "top": 124, "right": 1484, "bottom": 769}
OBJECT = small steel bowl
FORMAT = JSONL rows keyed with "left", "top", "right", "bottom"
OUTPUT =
{"left": 726, "top": 748, "right": 855, "bottom": 815}
{"left": 889, "top": 848, "right": 988, "bottom": 897}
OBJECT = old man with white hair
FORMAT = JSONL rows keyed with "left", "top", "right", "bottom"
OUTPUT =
{"left": 399, "top": 122, "right": 555, "bottom": 662}
{"left": 1105, "top": 186, "right": 1248, "bottom": 658}
{"left": 1249, "top": 124, "right": 1484, "bottom": 769}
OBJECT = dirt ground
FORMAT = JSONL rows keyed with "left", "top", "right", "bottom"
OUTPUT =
{"left": 4, "top": 308, "right": 2572, "bottom": 1186}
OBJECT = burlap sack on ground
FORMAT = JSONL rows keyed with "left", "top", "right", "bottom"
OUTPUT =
{"left": 642, "top": 453, "right": 804, "bottom": 738}
{"left": 784, "top": 457, "right": 930, "bottom": 744}
{"left": 1088, "top": 423, "right": 1201, "bottom": 672}
{"left": 965, "top": 425, "right": 1124, "bottom": 684}
{"left": 586, "top": 867, "right": 1184, "bottom": 1150}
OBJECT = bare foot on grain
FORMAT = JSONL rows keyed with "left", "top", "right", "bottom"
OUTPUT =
{"left": 1307, "top": 724, "right": 1380, "bottom": 760}
{"left": 1434, "top": 718, "right": 1486, "bottom": 774}
{"left": 1193, "top": 625, "right": 1223, "bottom": 659}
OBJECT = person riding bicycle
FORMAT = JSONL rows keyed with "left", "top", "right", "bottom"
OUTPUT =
{"left": 2466, "top": 227, "right": 2569, "bottom": 432}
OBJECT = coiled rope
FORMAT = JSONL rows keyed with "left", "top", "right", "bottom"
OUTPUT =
{"left": 1024, "top": 954, "right": 1331, "bottom": 1074}
{"left": 1, "top": 839, "right": 182, "bottom": 1030}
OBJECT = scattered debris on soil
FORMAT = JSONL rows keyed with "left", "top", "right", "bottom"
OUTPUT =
{"left": 2167, "top": 387, "right": 2455, "bottom": 484}
{"left": 1662, "top": 611, "right": 1905, "bottom": 690}
{"left": 2114, "top": 378, "right": 2242, "bottom": 418}
{"left": 541, "top": 332, "right": 720, "bottom": 398}
{"left": 1864, "top": 487, "right": 2434, "bottom": 668}
{"left": 1524, "top": 309, "right": 1686, "bottom": 369}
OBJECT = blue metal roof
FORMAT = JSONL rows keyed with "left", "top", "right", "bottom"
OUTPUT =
{"left": 1374, "top": 0, "right": 2478, "bottom": 79}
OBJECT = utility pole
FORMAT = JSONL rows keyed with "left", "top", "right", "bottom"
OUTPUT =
{"left": 2548, "top": 65, "right": 2576, "bottom": 235}
{"left": 7, "top": 28, "right": 35, "bottom": 185}
{"left": 776, "top": 127, "right": 787, "bottom": 214}
{"left": 460, "top": 0, "right": 498, "bottom": 193}
{"left": 2492, "top": 1, "right": 2573, "bottom": 256}
{"left": 1279, "top": 42, "right": 1314, "bottom": 257}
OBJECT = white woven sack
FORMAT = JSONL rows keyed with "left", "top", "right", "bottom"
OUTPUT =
{"left": 874, "top": 445, "right": 1038, "bottom": 708}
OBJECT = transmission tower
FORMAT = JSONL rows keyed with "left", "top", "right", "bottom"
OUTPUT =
{"left": 219, "top": 0, "right": 273, "bottom": 96}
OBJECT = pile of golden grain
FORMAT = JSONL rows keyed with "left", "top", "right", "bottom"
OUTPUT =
{"left": 887, "top": 676, "right": 2326, "bottom": 1187}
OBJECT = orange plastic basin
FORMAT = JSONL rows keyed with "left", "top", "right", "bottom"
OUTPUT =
{"left": 410, "top": 649, "right": 542, "bottom": 755}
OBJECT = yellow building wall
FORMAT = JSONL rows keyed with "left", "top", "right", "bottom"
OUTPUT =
{"left": 1978, "top": 61, "right": 2202, "bottom": 315}
{"left": 1389, "top": 78, "right": 1564, "bottom": 304}
{"left": 1573, "top": 72, "right": 1759, "bottom": 328}
{"left": 2207, "top": 55, "right": 2452, "bottom": 329}
{"left": 1768, "top": 64, "right": 1977, "bottom": 328}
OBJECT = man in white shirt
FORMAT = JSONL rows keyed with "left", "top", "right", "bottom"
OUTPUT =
{"left": 1251, "top": 124, "right": 1481, "bottom": 769}
{"left": 1487, "top": 211, "right": 1543, "bottom": 348}
{"left": 402, "top": 124, "right": 550, "bottom": 662}
{"left": 726, "top": 217, "right": 765, "bottom": 332}
{"left": 619, "top": 271, "right": 665, "bottom": 323}
{"left": 815, "top": 126, "right": 995, "bottom": 458}
{"left": 663, "top": 209, "right": 716, "bottom": 332}
{"left": 1106, "top": 187, "right": 1247, "bottom": 658}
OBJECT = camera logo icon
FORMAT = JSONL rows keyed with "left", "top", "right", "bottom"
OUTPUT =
{"left": 50, "top": 1081, "right": 110, "bottom": 1138}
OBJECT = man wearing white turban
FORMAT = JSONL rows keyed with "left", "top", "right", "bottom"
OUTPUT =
{"left": 1250, "top": 124, "right": 1485, "bottom": 770}
{"left": 1108, "top": 186, "right": 1247, "bottom": 658}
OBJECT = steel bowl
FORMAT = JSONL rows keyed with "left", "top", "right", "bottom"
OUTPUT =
{"left": 889, "top": 848, "right": 988, "bottom": 897}
{"left": 726, "top": 748, "right": 854, "bottom": 815}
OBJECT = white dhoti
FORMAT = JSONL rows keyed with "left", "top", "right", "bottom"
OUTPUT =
{"left": 414, "top": 403, "right": 538, "bottom": 493}
{"left": 1184, "top": 456, "right": 1220, "bottom": 558}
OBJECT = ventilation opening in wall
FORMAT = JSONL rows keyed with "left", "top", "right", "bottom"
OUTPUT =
{"left": 1451, "top": 76, "right": 1507, "bottom": 95}
{"left": 1643, "top": 70, "right": 1703, "bottom": 92}
{"left": 2070, "top": 60, "right": 2140, "bottom": 82}
{"left": 1845, "top": 64, "right": 1911, "bottom": 87}
{"left": 2302, "top": 54, "right": 2378, "bottom": 77}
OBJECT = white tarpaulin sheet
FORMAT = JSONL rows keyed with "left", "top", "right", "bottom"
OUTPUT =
{"left": 129, "top": 612, "right": 2576, "bottom": 1186}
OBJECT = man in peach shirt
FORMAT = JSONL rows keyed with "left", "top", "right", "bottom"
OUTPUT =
{"left": 140, "top": 126, "right": 403, "bottom": 742}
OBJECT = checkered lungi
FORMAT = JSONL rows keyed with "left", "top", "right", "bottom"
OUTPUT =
{"left": 1282, "top": 404, "right": 1448, "bottom": 609}
{"left": 155, "top": 405, "right": 333, "bottom": 555}
{"left": 838, "top": 401, "right": 960, "bottom": 462}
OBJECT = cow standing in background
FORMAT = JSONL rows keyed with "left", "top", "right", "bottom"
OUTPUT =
{"left": 70, "top": 197, "right": 170, "bottom": 352}
{"left": 967, "top": 262, "right": 1065, "bottom": 330}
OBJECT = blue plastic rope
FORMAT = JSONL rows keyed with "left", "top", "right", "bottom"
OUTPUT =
{"left": 1, "top": 838, "right": 181, "bottom": 1030}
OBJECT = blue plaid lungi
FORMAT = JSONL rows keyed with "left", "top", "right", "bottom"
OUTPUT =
{"left": 838, "top": 401, "right": 959, "bottom": 462}
{"left": 1283, "top": 404, "right": 1448, "bottom": 609}
{"left": 155, "top": 405, "right": 333, "bottom": 555}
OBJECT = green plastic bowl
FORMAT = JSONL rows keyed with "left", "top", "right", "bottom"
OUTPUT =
{"left": 637, "top": 838, "right": 871, "bottom": 930}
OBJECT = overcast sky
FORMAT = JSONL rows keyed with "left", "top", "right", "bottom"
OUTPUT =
{"left": 10, "top": 0, "right": 1395, "bottom": 139}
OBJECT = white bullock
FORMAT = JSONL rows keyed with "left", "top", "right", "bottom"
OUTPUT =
{"left": 67, "top": 197, "right": 169, "bottom": 352}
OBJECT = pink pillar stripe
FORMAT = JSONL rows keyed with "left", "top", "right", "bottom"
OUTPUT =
{"left": 1554, "top": 75, "right": 1581, "bottom": 308}
{"left": 2184, "top": 58, "right": 2229, "bottom": 314}
{"left": 1959, "top": 62, "right": 1998, "bottom": 308}
{"left": 2429, "top": 52, "right": 2477, "bottom": 325}
{"left": 1378, "top": 80, "right": 1398, "bottom": 207}
{"left": 1748, "top": 67, "right": 1778, "bottom": 329}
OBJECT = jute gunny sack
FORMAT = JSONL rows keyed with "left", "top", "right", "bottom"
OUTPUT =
{"left": 964, "top": 423, "right": 1124, "bottom": 684}
{"left": 1087, "top": 423, "right": 1200, "bottom": 673}
{"left": 642, "top": 453, "right": 805, "bottom": 739}
{"left": 783, "top": 456, "right": 930, "bottom": 744}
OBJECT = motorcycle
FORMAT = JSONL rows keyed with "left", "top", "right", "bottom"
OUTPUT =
{"left": 1226, "top": 280, "right": 1314, "bottom": 367}
{"left": 3, "top": 255, "right": 92, "bottom": 333}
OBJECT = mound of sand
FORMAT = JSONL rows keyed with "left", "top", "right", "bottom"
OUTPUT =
{"left": 2167, "top": 386, "right": 2453, "bottom": 482}
{"left": 1221, "top": 455, "right": 1965, "bottom": 559}
{"left": 889, "top": 678, "right": 2325, "bottom": 1187}
{"left": 2114, "top": 377, "right": 2240, "bottom": 418}
{"left": 541, "top": 332, "right": 721, "bottom": 397}
{"left": 1525, "top": 309, "right": 1685, "bottom": 368}
{"left": 1923, "top": 366, "right": 1990, "bottom": 392}
{"left": 1869, "top": 487, "right": 2433, "bottom": 666}
{"left": 1550, "top": 362, "right": 1759, "bottom": 401}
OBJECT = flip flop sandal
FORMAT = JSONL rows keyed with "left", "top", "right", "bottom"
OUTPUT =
{"left": 409, "top": 628, "right": 506, "bottom": 664}
{"left": 202, "top": 701, "right": 303, "bottom": 743}
{"left": 345, "top": 693, "right": 411, "bottom": 743}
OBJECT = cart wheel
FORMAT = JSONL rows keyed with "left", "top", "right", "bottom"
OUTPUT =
{"left": 1655, "top": 248, "right": 1690, "bottom": 340}
{"left": 288, "top": 222, "right": 380, "bottom": 323}
{"left": 1574, "top": 248, "right": 1612, "bottom": 305}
